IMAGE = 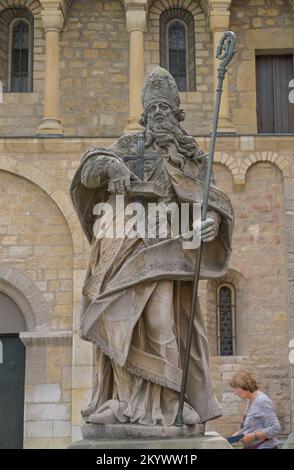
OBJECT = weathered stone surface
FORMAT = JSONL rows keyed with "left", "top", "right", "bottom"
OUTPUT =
{"left": 60, "top": 0, "right": 129, "bottom": 137}
{"left": 69, "top": 431, "right": 232, "bottom": 449}
{"left": 81, "top": 423, "right": 204, "bottom": 440}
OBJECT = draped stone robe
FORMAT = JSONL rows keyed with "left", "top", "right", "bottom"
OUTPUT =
{"left": 70, "top": 133, "right": 234, "bottom": 425}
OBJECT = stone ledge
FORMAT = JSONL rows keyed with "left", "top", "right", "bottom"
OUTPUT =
{"left": 81, "top": 423, "right": 204, "bottom": 440}
{"left": 69, "top": 431, "right": 232, "bottom": 449}
{"left": 20, "top": 328, "right": 72, "bottom": 346}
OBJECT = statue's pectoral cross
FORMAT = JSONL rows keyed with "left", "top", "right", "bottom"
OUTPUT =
{"left": 123, "top": 134, "right": 158, "bottom": 181}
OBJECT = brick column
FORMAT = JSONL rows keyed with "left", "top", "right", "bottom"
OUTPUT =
{"left": 209, "top": 0, "right": 236, "bottom": 133}
{"left": 37, "top": 7, "right": 64, "bottom": 135}
{"left": 124, "top": 1, "right": 147, "bottom": 132}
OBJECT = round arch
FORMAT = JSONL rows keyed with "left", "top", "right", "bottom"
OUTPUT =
{"left": 206, "top": 268, "right": 249, "bottom": 356}
{"left": 242, "top": 151, "right": 290, "bottom": 182}
{"left": 0, "top": 0, "right": 41, "bottom": 16}
{"left": 149, "top": 0, "right": 205, "bottom": 17}
{"left": 0, "top": 161, "right": 83, "bottom": 256}
{"left": 0, "top": 264, "right": 50, "bottom": 331}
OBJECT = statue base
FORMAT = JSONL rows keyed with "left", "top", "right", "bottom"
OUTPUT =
{"left": 68, "top": 424, "right": 232, "bottom": 449}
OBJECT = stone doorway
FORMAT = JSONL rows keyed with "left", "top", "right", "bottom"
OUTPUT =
{"left": 0, "top": 292, "right": 27, "bottom": 449}
{"left": 0, "top": 334, "right": 25, "bottom": 448}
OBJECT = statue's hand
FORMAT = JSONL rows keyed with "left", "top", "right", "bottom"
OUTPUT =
{"left": 107, "top": 159, "right": 139, "bottom": 194}
{"left": 194, "top": 212, "right": 221, "bottom": 243}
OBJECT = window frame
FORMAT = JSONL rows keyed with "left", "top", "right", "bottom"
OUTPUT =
{"left": 256, "top": 52, "right": 294, "bottom": 134}
{"left": 166, "top": 18, "right": 189, "bottom": 92}
{"left": 8, "top": 17, "right": 33, "bottom": 93}
{"left": 216, "top": 283, "right": 236, "bottom": 356}
{"left": 160, "top": 8, "right": 196, "bottom": 92}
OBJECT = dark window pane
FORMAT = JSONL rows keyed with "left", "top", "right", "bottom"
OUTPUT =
{"left": 178, "top": 50, "right": 186, "bottom": 73}
{"left": 256, "top": 54, "right": 294, "bottom": 133}
{"left": 21, "top": 50, "right": 28, "bottom": 73}
{"left": 11, "top": 21, "right": 30, "bottom": 92}
{"left": 12, "top": 52, "right": 20, "bottom": 74}
{"left": 219, "top": 286, "right": 233, "bottom": 356}
{"left": 168, "top": 20, "right": 187, "bottom": 91}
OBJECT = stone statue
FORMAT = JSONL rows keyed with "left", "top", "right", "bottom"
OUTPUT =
{"left": 70, "top": 67, "right": 234, "bottom": 428}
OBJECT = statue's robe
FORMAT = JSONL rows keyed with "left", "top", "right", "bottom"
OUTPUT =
{"left": 70, "top": 133, "right": 234, "bottom": 424}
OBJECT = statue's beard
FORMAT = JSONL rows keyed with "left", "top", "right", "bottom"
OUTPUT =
{"left": 144, "top": 113, "right": 202, "bottom": 168}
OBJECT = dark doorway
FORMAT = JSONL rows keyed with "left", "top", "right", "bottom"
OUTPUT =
{"left": 0, "top": 334, "right": 25, "bottom": 449}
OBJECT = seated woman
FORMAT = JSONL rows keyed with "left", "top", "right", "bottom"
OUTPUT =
{"left": 229, "top": 370, "right": 281, "bottom": 449}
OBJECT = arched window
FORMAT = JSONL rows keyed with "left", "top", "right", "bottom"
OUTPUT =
{"left": 217, "top": 284, "right": 236, "bottom": 356}
{"left": 10, "top": 19, "right": 32, "bottom": 92}
{"left": 160, "top": 8, "right": 196, "bottom": 92}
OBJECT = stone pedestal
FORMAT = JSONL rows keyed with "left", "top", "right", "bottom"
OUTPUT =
{"left": 69, "top": 424, "right": 232, "bottom": 449}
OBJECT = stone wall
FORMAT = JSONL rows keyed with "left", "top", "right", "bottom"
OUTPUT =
{"left": 60, "top": 0, "right": 129, "bottom": 136}
{"left": 0, "top": 0, "right": 293, "bottom": 137}
{"left": 204, "top": 157, "right": 290, "bottom": 437}
{"left": 22, "top": 335, "right": 72, "bottom": 449}
{"left": 0, "top": 172, "right": 73, "bottom": 330}
{"left": 0, "top": 166, "right": 75, "bottom": 447}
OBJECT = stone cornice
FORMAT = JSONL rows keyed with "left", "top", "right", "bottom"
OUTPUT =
{"left": 208, "top": 0, "right": 232, "bottom": 32}
{"left": 124, "top": 0, "right": 148, "bottom": 10}
{"left": 41, "top": 9, "right": 64, "bottom": 32}
{"left": 39, "top": 0, "right": 70, "bottom": 29}
{"left": 20, "top": 327, "right": 72, "bottom": 346}
{"left": 124, "top": 1, "right": 148, "bottom": 32}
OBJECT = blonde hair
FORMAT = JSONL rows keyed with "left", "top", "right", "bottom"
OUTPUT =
{"left": 229, "top": 370, "right": 259, "bottom": 392}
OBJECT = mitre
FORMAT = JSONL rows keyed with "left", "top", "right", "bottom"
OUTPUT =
{"left": 141, "top": 67, "right": 181, "bottom": 112}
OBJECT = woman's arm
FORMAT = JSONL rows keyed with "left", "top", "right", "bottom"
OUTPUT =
{"left": 259, "top": 399, "right": 281, "bottom": 439}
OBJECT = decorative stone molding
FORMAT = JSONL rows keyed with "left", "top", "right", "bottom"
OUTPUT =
{"left": 214, "top": 151, "right": 238, "bottom": 175}
{"left": 20, "top": 327, "right": 72, "bottom": 346}
{"left": 0, "top": 265, "right": 49, "bottom": 330}
{"left": 237, "top": 151, "right": 291, "bottom": 188}
{"left": 126, "top": 9, "right": 147, "bottom": 32}
{"left": 150, "top": 0, "right": 204, "bottom": 18}
{"left": 0, "top": 0, "right": 41, "bottom": 15}
{"left": 40, "top": 0, "right": 70, "bottom": 16}
{"left": 208, "top": 0, "right": 232, "bottom": 32}
{"left": 125, "top": 0, "right": 148, "bottom": 28}
{"left": 40, "top": 8, "right": 63, "bottom": 32}
{"left": 213, "top": 151, "right": 290, "bottom": 191}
